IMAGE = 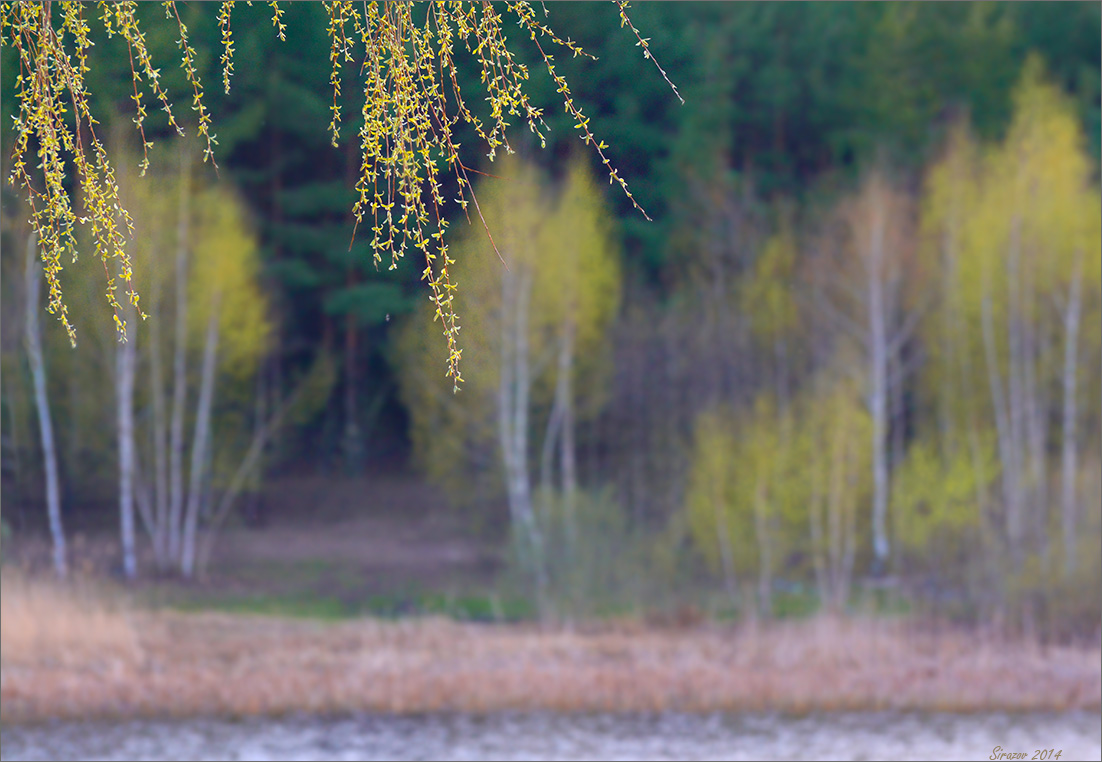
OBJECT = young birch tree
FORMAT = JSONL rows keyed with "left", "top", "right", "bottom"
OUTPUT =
{"left": 535, "top": 157, "right": 621, "bottom": 554}
{"left": 115, "top": 146, "right": 269, "bottom": 578}
{"left": 395, "top": 156, "right": 621, "bottom": 615}
{"left": 395, "top": 157, "right": 553, "bottom": 603}
{"left": 923, "top": 60, "right": 1101, "bottom": 571}
{"left": 814, "top": 169, "right": 920, "bottom": 570}
{"left": 22, "top": 232, "right": 66, "bottom": 578}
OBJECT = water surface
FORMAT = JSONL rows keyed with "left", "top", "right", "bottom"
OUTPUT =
{"left": 3, "top": 711, "right": 1099, "bottom": 761}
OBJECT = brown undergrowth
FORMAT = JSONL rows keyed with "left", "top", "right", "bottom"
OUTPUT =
{"left": 2, "top": 574, "right": 1099, "bottom": 723}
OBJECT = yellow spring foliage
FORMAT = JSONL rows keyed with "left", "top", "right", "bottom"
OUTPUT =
{"left": 394, "top": 156, "right": 620, "bottom": 499}
{"left": 1, "top": 1, "right": 671, "bottom": 385}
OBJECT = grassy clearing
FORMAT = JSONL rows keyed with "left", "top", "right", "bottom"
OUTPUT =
{"left": 1, "top": 571, "right": 1098, "bottom": 723}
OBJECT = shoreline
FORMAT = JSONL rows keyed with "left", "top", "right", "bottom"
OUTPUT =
{"left": 3, "top": 612, "right": 1099, "bottom": 724}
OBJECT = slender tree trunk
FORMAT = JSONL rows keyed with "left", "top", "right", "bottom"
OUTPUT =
{"left": 889, "top": 347, "right": 907, "bottom": 560}
{"left": 1004, "top": 218, "right": 1028, "bottom": 557}
{"left": 168, "top": 144, "right": 192, "bottom": 564}
{"left": 181, "top": 303, "right": 220, "bottom": 579}
{"left": 827, "top": 411, "right": 851, "bottom": 612}
{"left": 982, "top": 287, "right": 1021, "bottom": 555}
{"left": 1061, "top": 249, "right": 1084, "bottom": 574}
{"left": 775, "top": 338, "right": 789, "bottom": 413}
{"left": 197, "top": 369, "right": 301, "bottom": 576}
{"left": 808, "top": 446, "right": 829, "bottom": 611}
{"left": 513, "top": 267, "right": 546, "bottom": 605}
{"left": 866, "top": 188, "right": 891, "bottom": 568}
{"left": 753, "top": 477, "right": 772, "bottom": 618}
{"left": 497, "top": 266, "right": 546, "bottom": 611}
{"left": 149, "top": 278, "right": 171, "bottom": 570}
{"left": 116, "top": 305, "right": 138, "bottom": 580}
{"left": 23, "top": 234, "right": 66, "bottom": 579}
{"left": 981, "top": 219, "right": 1023, "bottom": 558}
{"left": 132, "top": 455, "right": 157, "bottom": 542}
{"left": 539, "top": 392, "right": 563, "bottom": 500}
{"left": 1017, "top": 240, "right": 1043, "bottom": 553}
{"left": 558, "top": 321, "right": 577, "bottom": 554}
{"left": 712, "top": 467, "right": 740, "bottom": 612}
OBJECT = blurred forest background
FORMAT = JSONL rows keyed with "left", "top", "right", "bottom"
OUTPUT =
{"left": 1, "top": 2, "right": 1100, "bottom": 640}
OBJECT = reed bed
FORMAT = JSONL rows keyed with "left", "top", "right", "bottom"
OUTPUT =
{"left": 0, "top": 572, "right": 140, "bottom": 670}
{"left": 2, "top": 578, "right": 1098, "bottom": 723}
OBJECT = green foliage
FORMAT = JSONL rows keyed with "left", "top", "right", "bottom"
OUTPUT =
{"left": 0, "top": 2, "right": 669, "bottom": 386}
{"left": 186, "top": 185, "right": 271, "bottom": 380}
{"left": 935, "top": 58, "right": 1100, "bottom": 340}
{"left": 891, "top": 435, "right": 997, "bottom": 555}
{"left": 538, "top": 155, "right": 623, "bottom": 354}
{"left": 686, "top": 381, "right": 873, "bottom": 609}
{"left": 685, "top": 401, "right": 770, "bottom": 581}
{"left": 393, "top": 156, "right": 621, "bottom": 502}
{"left": 526, "top": 487, "right": 648, "bottom": 618}
{"left": 741, "top": 224, "right": 799, "bottom": 348}
{"left": 2, "top": 0, "right": 1100, "bottom": 630}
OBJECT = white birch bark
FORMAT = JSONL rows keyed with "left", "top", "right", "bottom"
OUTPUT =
{"left": 865, "top": 183, "right": 891, "bottom": 567}
{"left": 149, "top": 279, "right": 171, "bottom": 570}
{"left": 23, "top": 233, "right": 67, "bottom": 579}
{"left": 980, "top": 217, "right": 1024, "bottom": 557}
{"left": 538, "top": 392, "right": 563, "bottom": 500}
{"left": 497, "top": 265, "right": 546, "bottom": 609}
{"left": 557, "top": 321, "right": 577, "bottom": 554}
{"left": 116, "top": 305, "right": 138, "bottom": 579}
{"left": 752, "top": 476, "right": 772, "bottom": 617}
{"left": 181, "top": 302, "right": 220, "bottom": 579}
{"left": 1060, "top": 248, "right": 1084, "bottom": 574}
{"left": 168, "top": 145, "right": 192, "bottom": 564}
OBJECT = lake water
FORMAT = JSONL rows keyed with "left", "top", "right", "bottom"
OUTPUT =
{"left": 2, "top": 712, "right": 1099, "bottom": 761}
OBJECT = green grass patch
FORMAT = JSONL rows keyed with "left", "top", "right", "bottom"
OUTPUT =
{"left": 164, "top": 593, "right": 354, "bottom": 621}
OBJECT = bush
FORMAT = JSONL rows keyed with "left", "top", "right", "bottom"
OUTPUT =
{"left": 502, "top": 487, "right": 676, "bottom": 621}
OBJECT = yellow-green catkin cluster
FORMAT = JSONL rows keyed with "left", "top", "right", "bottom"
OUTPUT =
{"left": 1, "top": 1, "right": 675, "bottom": 386}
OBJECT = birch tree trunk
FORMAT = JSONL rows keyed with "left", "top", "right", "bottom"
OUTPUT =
{"left": 149, "top": 277, "right": 171, "bottom": 570}
{"left": 865, "top": 184, "right": 891, "bottom": 569}
{"left": 712, "top": 471, "right": 740, "bottom": 612}
{"left": 181, "top": 303, "right": 220, "bottom": 579}
{"left": 168, "top": 145, "right": 192, "bottom": 564}
{"left": 808, "top": 452, "right": 829, "bottom": 611}
{"left": 196, "top": 362, "right": 308, "bottom": 576}
{"left": 558, "top": 321, "right": 577, "bottom": 555}
{"left": 497, "top": 266, "right": 546, "bottom": 611}
{"left": 982, "top": 286, "right": 1021, "bottom": 556}
{"left": 1018, "top": 245, "right": 1049, "bottom": 561}
{"left": 981, "top": 218, "right": 1024, "bottom": 559}
{"left": 1003, "top": 218, "right": 1027, "bottom": 557}
{"left": 116, "top": 304, "right": 138, "bottom": 580}
{"left": 539, "top": 392, "right": 563, "bottom": 500}
{"left": 23, "top": 233, "right": 67, "bottom": 579}
{"left": 1060, "top": 249, "right": 1084, "bottom": 574}
{"left": 827, "top": 411, "right": 853, "bottom": 613}
{"left": 752, "top": 477, "right": 772, "bottom": 617}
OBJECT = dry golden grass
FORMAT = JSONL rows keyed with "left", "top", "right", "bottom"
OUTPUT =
{"left": 0, "top": 572, "right": 140, "bottom": 669}
{"left": 2, "top": 580, "right": 1099, "bottom": 723}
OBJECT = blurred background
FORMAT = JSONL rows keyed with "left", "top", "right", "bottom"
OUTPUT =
{"left": 1, "top": 1, "right": 1100, "bottom": 647}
